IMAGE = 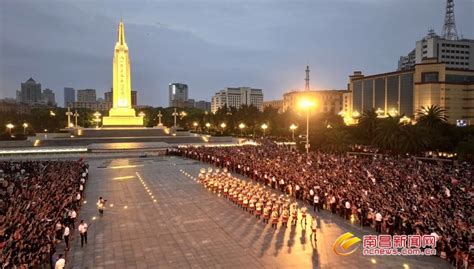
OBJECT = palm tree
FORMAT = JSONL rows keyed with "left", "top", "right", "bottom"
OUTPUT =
{"left": 358, "top": 108, "right": 379, "bottom": 143}
{"left": 373, "top": 116, "right": 402, "bottom": 151}
{"left": 416, "top": 105, "right": 448, "bottom": 128}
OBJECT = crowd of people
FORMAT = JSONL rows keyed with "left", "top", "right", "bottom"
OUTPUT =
{"left": 169, "top": 142, "right": 472, "bottom": 268}
{"left": 197, "top": 168, "right": 318, "bottom": 237}
{"left": 0, "top": 160, "right": 88, "bottom": 268}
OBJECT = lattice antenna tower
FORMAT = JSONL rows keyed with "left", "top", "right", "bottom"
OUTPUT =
{"left": 305, "top": 65, "right": 310, "bottom": 91}
{"left": 441, "top": 0, "right": 459, "bottom": 40}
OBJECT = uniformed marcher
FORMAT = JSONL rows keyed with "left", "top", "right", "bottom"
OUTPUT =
{"left": 301, "top": 206, "right": 308, "bottom": 226}
{"left": 271, "top": 210, "right": 279, "bottom": 229}
{"left": 263, "top": 206, "right": 270, "bottom": 223}
{"left": 255, "top": 201, "right": 262, "bottom": 219}
{"left": 282, "top": 207, "right": 290, "bottom": 227}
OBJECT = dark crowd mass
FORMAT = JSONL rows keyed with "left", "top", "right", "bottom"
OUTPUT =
{"left": 0, "top": 160, "right": 88, "bottom": 269}
{"left": 169, "top": 142, "right": 473, "bottom": 268}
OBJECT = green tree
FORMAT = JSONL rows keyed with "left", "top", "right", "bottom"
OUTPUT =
{"left": 416, "top": 105, "right": 448, "bottom": 128}
{"left": 358, "top": 108, "right": 379, "bottom": 143}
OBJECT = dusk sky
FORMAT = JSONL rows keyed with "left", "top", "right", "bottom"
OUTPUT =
{"left": 1, "top": 0, "right": 473, "bottom": 107}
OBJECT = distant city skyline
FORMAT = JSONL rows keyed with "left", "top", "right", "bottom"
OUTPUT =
{"left": 1, "top": 0, "right": 473, "bottom": 107}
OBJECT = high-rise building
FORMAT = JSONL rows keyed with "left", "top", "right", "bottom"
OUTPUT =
{"left": 414, "top": 30, "right": 473, "bottom": 70}
{"left": 17, "top": 77, "right": 42, "bottom": 104}
{"left": 169, "top": 83, "right": 189, "bottom": 107}
{"left": 347, "top": 58, "right": 474, "bottom": 124}
{"left": 41, "top": 88, "right": 56, "bottom": 106}
{"left": 64, "top": 87, "right": 75, "bottom": 107}
{"left": 263, "top": 100, "right": 284, "bottom": 113}
{"left": 77, "top": 89, "right": 97, "bottom": 103}
{"left": 398, "top": 49, "right": 416, "bottom": 71}
{"left": 104, "top": 90, "right": 113, "bottom": 103}
{"left": 211, "top": 87, "right": 263, "bottom": 113}
{"left": 194, "top": 100, "right": 211, "bottom": 111}
{"left": 397, "top": 1, "right": 473, "bottom": 71}
{"left": 282, "top": 90, "right": 346, "bottom": 114}
{"left": 104, "top": 90, "right": 137, "bottom": 107}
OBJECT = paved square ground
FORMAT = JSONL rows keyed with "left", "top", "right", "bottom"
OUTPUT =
{"left": 67, "top": 156, "right": 450, "bottom": 268}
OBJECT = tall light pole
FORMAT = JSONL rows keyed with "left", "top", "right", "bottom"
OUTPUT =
{"left": 238, "top": 123, "right": 245, "bottom": 136}
{"left": 93, "top": 111, "right": 102, "bottom": 128}
{"left": 6, "top": 123, "right": 14, "bottom": 136}
{"left": 261, "top": 123, "right": 268, "bottom": 137}
{"left": 193, "top": 122, "right": 198, "bottom": 132}
{"left": 220, "top": 123, "right": 226, "bottom": 135}
{"left": 205, "top": 122, "right": 211, "bottom": 134}
{"left": 22, "top": 123, "right": 28, "bottom": 134}
{"left": 300, "top": 99, "right": 316, "bottom": 154}
{"left": 289, "top": 124, "right": 297, "bottom": 140}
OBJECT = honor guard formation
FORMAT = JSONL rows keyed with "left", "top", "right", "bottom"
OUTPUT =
{"left": 196, "top": 167, "right": 317, "bottom": 238}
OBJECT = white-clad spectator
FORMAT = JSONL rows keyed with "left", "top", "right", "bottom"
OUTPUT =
{"left": 55, "top": 254, "right": 65, "bottom": 269}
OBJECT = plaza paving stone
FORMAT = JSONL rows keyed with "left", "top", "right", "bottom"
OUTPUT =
{"left": 67, "top": 156, "right": 451, "bottom": 268}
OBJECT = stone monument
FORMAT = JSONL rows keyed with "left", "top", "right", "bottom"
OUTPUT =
{"left": 102, "top": 19, "right": 143, "bottom": 126}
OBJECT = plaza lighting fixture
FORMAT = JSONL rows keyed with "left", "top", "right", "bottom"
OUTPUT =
{"left": 93, "top": 111, "right": 102, "bottom": 128}
{"left": 352, "top": 111, "right": 360, "bottom": 118}
{"left": 49, "top": 110, "right": 56, "bottom": 116}
{"left": 388, "top": 108, "right": 398, "bottom": 117}
{"left": 238, "top": 123, "right": 246, "bottom": 135}
{"left": 220, "top": 123, "right": 226, "bottom": 135}
{"left": 6, "top": 123, "right": 14, "bottom": 136}
{"left": 289, "top": 124, "right": 298, "bottom": 140}
{"left": 375, "top": 107, "right": 385, "bottom": 117}
{"left": 22, "top": 123, "right": 28, "bottom": 134}
{"left": 193, "top": 122, "right": 199, "bottom": 132}
{"left": 138, "top": 111, "right": 145, "bottom": 117}
{"left": 299, "top": 98, "right": 316, "bottom": 153}
{"left": 205, "top": 122, "right": 211, "bottom": 134}
{"left": 261, "top": 123, "right": 268, "bottom": 137}
{"left": 399, "top": 115, "right": 412, "bottom": 125}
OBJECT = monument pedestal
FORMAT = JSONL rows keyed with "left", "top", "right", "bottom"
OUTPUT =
{"left": 102, "top": 116, "right": 143, "bottom": 126}
{"left": 102, "top": 108, "right": 143, "bottom": 126}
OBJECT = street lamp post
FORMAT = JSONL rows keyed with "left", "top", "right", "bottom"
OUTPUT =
{"left": 220, "top": 123, "right": 226, "bottom": 135}
{"left": 261, "top": 123, "right": 268, "bottom": 137}
{"left": 289, "top": 124, "right": 297, "bottom": 140}
{"left": 205, "top": 122, "right": 211, "bottom": 134}
{"left": 300, "top": 99, "right": 316, "bottom": 154}
{"left": 93, "top": 111, "right": 102, "bottom": 128}
{"left": 6, "top": 123, "right": 14, "bottom": 136}
{"left": 238, "top": 123, "right": 245, "bottom": 136}
{"left": 22, "top": 123, "right": 28, "bottom": 134}
{"left": 193, "top": 122, "right": 198, "bottom": 132}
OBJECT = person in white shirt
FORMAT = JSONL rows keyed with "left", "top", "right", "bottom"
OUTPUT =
{"left": 55, "top": 254, "right": 65, "bottom": 269}
{"left": 295, "top": 185, "right": 301, "bottom": 199}
{"left": 375, "top": 212, "right": 383, "bottom": 233}
{"left": 311, "top": 217, "right": 318, "bottom": 241}
{"left": 78, "top": 220, "right": 88, "bottom": 247}
{"left": 63, "top": 225, "right": 70, "bottom": 250}
{"left": 68, "top": 209, "right": 77, "bottom": 229}
{"left": 345, "top": 201, "right": 351, "bottom": 220}
{"left": 55, "top": 221, "right": 63, "bottom": 242}
{"left": 313, "top": 195, "right": 320, "bottom": 212}
{"left": 75, "top": 193, "right": 81, "bottom": 207}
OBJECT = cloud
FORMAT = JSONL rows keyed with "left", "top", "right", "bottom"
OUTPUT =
{"left": 1, "top": 0, "right": 473, "bottom": 106}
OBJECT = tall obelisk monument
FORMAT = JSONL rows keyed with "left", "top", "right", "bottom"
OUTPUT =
{"left": 103, "top": 19, "right": 143, "bottom": 126}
